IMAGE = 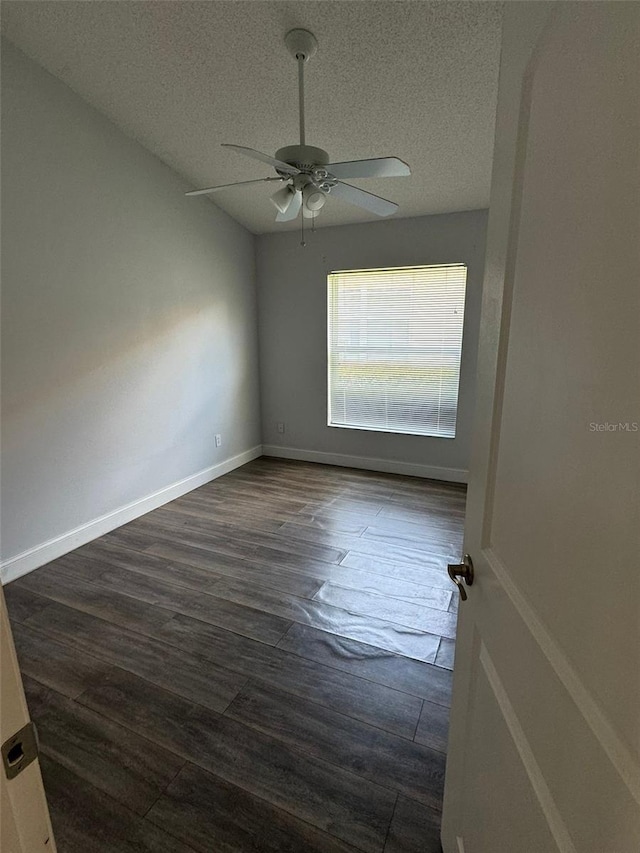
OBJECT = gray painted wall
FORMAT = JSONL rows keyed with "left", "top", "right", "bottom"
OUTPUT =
{"left": 256, "top": 210, "right": 487, "bottom": 479}
{"left": 1, "top": 41, "right": 261, "bottom": 565}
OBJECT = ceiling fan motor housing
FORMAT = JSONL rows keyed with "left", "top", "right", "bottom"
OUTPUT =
{"left": 275, "top": 145, "right": 329, "bottom": 173}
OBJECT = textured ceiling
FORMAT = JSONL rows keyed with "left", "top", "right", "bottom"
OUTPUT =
{"left": 1, "top": 1, "right": 503, "bottom": 234}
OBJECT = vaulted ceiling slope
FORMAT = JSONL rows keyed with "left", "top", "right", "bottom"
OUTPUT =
{"left": 1, "top": 1, "right": 503, "bottom": 234}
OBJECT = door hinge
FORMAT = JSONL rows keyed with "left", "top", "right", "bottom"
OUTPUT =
{"left": 2, "top": 721, "right": 39, "bottom": 780}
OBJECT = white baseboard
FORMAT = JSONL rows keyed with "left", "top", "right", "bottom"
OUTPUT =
{"left": 261, "top": 445, "right": 468, "bottom": 484}
{"left": 0, "top": 445, "right": 262, "bottom": 585}
{"left": 1, "top": 442, "right": 464, "bottom": 584}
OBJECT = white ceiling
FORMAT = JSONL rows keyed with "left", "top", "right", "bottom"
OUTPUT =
{"left": 1, "top": 1, "right": 503, "bottom": 234}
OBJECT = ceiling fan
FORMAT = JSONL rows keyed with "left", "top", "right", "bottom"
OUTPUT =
{"left": 185, "top": 29, "right": 410, "bottom": 225}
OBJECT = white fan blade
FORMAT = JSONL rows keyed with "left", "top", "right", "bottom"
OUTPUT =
{"left": 326, "top": 157, "right": 410, "bottom": 180}
{"left": 276, "top": 190, "right": 302, "bottom": 222}
{"left": 330, "top": 182, "right": 398, "bottom": 217}
{"left": 222, "top": 144, "right": 300, "bottom": 174}
{"left": 185, "top": 177, "right": 283, "bottom": 197}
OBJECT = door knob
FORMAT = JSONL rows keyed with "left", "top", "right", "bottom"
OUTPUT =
{"left": 447, "top": 554, "right": 474, "bottom": 601}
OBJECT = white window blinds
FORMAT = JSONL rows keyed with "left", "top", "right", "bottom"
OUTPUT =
{"left": 327, "top": 264, "right": 467, "bottom": 439}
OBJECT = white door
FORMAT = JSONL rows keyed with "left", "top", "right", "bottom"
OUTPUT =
{"left": 442, "top": 4, "right": 640, "bottom": 852}
{"left": 0, "top": 585, "right": 56, "bottom": 852}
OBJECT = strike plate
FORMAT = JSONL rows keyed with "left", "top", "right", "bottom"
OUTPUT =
{"left": 2, "top": 721, "right": 39, "bottom": 780}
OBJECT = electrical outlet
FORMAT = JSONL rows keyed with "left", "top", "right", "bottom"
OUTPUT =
{"left": 215, "top": 434, "right": 222, "bottom": 447}
{"left": 277, "top": 422, "right": 285, "bottom": 434}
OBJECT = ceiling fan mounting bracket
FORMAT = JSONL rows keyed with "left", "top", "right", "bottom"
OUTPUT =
{"left": 284, "top": 29, "right": 318, "bottom": 62}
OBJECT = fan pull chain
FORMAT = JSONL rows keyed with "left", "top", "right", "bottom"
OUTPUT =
{"left": 300, "top": 210, "right": 306, "bottom": 247}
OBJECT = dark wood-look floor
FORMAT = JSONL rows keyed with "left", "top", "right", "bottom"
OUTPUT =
{"left": 5, "top": 457, "right": 466, "bottom": 853}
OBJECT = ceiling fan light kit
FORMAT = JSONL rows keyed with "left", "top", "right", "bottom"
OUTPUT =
{"left": 270, "top": 185, "right": 296, "bottom": 215}
{"left": 186, "top": 28, "right": 411, "bottom": 242}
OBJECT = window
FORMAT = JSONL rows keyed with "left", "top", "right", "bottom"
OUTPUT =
{"left": 327, "top": 264, "right": 467, "bottom": 438}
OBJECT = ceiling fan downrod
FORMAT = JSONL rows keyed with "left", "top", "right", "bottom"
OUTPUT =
{"left": 284, "top": 29, "right": 318, "bottom": 148}
{"left": 298, "top": 54, "right": 305, "bottom": 146}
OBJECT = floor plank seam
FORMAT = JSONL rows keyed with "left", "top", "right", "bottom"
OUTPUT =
{"left": 22, "top": 567, "right": 454, "bottom": 664}
{"left": 41, "top": 753, "right": 202, "bottom": 853}
{"left": 99, "top": 532, "right": 458, "bottom": 596}
{"left": 269, "top": 635, "right": 453, "bottom": 704}
{"left": 23, "top": 601, "right": 447, "bottom": 712}
{"left": 220, "top": 696, "right": 431, "bottom": 809}
{"left": 412, "top": 700, "right": 426, "bottom": 742}
{"left": 382, "top": 792, "right": 400, "bottom": 853}
{"left": 141, "top": 757, "right": 189, "bottom": 819}
{"left": 77, "top": 683, "right": 386, "bottom": 853}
